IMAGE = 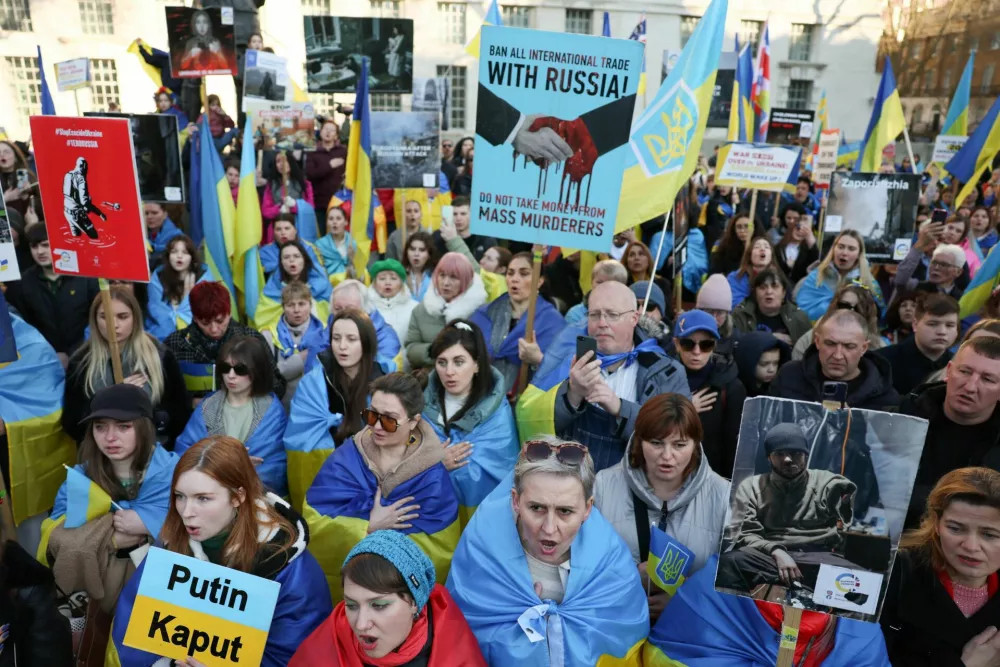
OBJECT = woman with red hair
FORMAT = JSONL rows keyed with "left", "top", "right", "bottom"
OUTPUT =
{"left": 108, "top": 435, "right": 331, "bottom": 667}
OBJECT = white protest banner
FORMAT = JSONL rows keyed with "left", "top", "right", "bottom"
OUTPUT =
{"left": 715, "top": 142, "right": 802, "bottom": 193}
{"left": 246, "top": 100, "right": 317, "bottom": 151}
{"left": 242, "top": 49, "right": 291, "bottom": 112}
{"left": 814, "top": 129, "right": 841, "bottom": 189}
{"left": 932, "top": 135, "right": 968, "bottom": 164}
{"left": 54, "top": 58, "right": 91, "bottom": 92}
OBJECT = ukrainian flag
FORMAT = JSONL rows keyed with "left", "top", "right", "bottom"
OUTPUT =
{"left": 178, "top": 361, "right": 215, "bottom": 394}
{"left": 960, "top": 244, "right": 1000, "bottom": 318}
{"left": 647, "top": 524, "right": 695, "bottom": 596}
{"left": 616, "top": 0, "right": 728, "bottom": 231}
{"left": 465, "top": 0, "right": 503, "bottom": 58}
{"left": 233, "top": 117, "right": 265, "bottom": 325}
{"left": 602, "top": 11, "right": 611, "bottom": 37}
{"left": 943, "top": 52, "right": 975, "bottom": 138}
{"left": 63, "top": 466, "right": 114, "bottom": 528}
{"left": 814, "top": 88, "right": 828, "bottom": 142}
{"left": 197, "top": 114, "right": 238, "bottom": 315}
{"left": 36, "top": 45, "right": 55, "bottom": 115}
{"left": 838, "top": 139, "right": 861, "bottom": 167}
{"left": 0, "top": 315, "right": 75, "bottom": 525}
{"left": 629, "top": 15, "right": 647, "bottom": 97}
{"left": 855, "top": 57, "right": 906, "bottom": 173}
{"left": 945, "top": 92, "right": 1000, "bottom": 207}
{"left": 727, "top": 38, "right": 754, "bottom": 143}
{"left": 345, "top": 58, "right": 377, "bottom": 277}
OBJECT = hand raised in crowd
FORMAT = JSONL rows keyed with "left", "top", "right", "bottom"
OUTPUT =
{"left": 439, "top": 216, "right": 458, "bottom": 242}
{"left": 772, "top": 548, "right": 802, "bottom": 585}
{"left": 690, "top": 387, "right": 718, "bottom": 414}
{"left": 24, "top": 197, "right": 38, "bottom": 225}
{"left": 566, "top": 352, "right": 602, "bottom": 409}
{"left": 637, "top": 561, "right": 670, "bottom": 623}
{"left": 442, "top": 438, "right": 473, "bottom": 471}
{"left": 586, "top": 380, "right": 622, "bottom": 417}
{"left": 961, "top": 626, "right": 1000, "bottom": 667}
{"left": 368, "top": 487, "right": 420, "bottom": 533}
{"left": 3, "top": 186, "right": 20, "bottom": 203}
{"left": 918, "top": 220, "right": 945, "bottom": 251}
{"left": 112, "top": 509, "right": 147, "bottom": 537}
{"left": 283, "top": 196, "right": 297, "bottom": 209}
{"left": 518, "top": 338, "right": 543, "bottom": 366}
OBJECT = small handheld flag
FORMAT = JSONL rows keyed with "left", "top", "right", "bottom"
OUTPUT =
{"left": 647, "top": 522, "right": 695, "bottom": 596}
{"left": 63, "top": 465, "right": 120, "bottom": 528}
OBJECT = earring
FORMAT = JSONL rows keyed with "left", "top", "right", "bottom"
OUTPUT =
{"left": 408, "top": 433, "right": 418, "bottom": 446}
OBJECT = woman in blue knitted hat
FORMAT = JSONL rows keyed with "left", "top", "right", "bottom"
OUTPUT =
{"left": 290, "top": 530, "right": 485, "bottom": 666}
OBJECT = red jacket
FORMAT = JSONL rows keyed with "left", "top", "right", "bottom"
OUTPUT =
{"left": 289, "top": 584, "right": 485, "bottom": 667}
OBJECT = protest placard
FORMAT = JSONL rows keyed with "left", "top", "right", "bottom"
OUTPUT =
{"left": 411, "top": 77, "right": 452, "bottom": 131}
{"left": 54, "top": 58, "right": 90, "bottom": 92}
{"left": 86, "top": 112, "right": 184, "bottom": 203}
{"left": 242, "top": 49, "right": 290, "bottom": 112}
{"left": 932, "top": 134, "right": 968, "bottom": 164}
{"left": 469, "top": 25, "right": 642, "bottom": 254}
{"left": 0, "top": 191, "right": 20, "bottom": 281}
{"left": 707, "top": 51, "right": 737, "bottom": 129}
{"left": 371, "top": 112, "right": 440, "bottom": 188}
{"left": 29, "top": 115, "right": 149, "bottom": 282}
{"left": 766, "top": 108, "right": 815, "bottom": 148}
{"left": 825, "top": 172, "right": 921, "bottom": 262}
{"left": 246, "top": 100, "right": 317, "bottom": 151}
{"left": 304, "top": 17, "right": 414, "bottom": 93}
{"left": 813, "top": 129, "right": 841, "bottom": 189}
{"left": 715, "top": 143, "right": 802, "bottom": 193}
{"left": 715, "top": 396, "right": 928, "bottom": 622}
{"left": 166, "top": 7, "right": 237, "bottom": 78}
{"left": 123, "top": 547, "right": 280, "bottom": 666}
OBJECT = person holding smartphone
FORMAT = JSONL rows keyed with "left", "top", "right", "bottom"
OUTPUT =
{"left": 0, "top": 140, "right": 36, "bottom": 218}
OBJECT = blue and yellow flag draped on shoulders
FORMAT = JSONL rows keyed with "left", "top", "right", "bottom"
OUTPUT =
{"left": 283, "top": 363, "right": 342, "bottom": 511}
{"left": 145, "top": 264, "right": 217, "bottom": 340}
{"left": 303, "top": 434, "right": 460, "bottom": 602}
{"left": 642, "top": 555, "right": 891, "bottom": 666}
{"left": 0, "top": 314, "right": 75, "bottom": 525}
{"left": 855, "top": 57, "right": 906, "bottom": 173}
{"left": 447, "top": 473, "right": 648, "bottom": 666}
{"left": 616, "top": 0, "right": 728, "bottom": 231}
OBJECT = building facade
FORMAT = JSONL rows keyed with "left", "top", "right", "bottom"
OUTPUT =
{"left": 0, "top": 0, "right": 882, "bottom": 144}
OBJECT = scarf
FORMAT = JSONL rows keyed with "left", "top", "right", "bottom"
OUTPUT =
{"left": 596, "top": 337, "right": 660, "bottom": 370}
{"left": 346, "top": 607, "right": 430, "bottom": 666}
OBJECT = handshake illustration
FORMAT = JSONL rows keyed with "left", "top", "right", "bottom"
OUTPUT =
{"left": 514, "top": 114, "right": 599, "bottom": 181}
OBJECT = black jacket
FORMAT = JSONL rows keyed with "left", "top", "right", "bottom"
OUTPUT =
{"left": 432, "top": 231, "right": 496, "bottom": 262}
{"left": 317, "top": 350, "right": 384, "bottom": 445}
{"left": 543, "top": 256, "right": 583, "bottom": 313}
{"left": 899, "top": 382, "right": 1000, "bottom": 528}
{"left": 769, "top": 346, "right": 901, "bottom": 411}
{"left": 679, "top": 354, "right": 746, "bottom": 477}
{"left": 875, "top": 337, "right": 952, "bottom": 396}
{"left": 732, "top": 331, "right": 790, "bottom": 398}
{"left": 0, "top": 541, "right": 73, "bottom": 667}
{"left": 731, "top": 299, "right": 812, "bottom": 344}
{"left": 775, "top": 242, "right": 820, "bottom": 285}
{"left": 4, "top": 267, "right": 100, "bottom": 354}
{"left": 881, "top": 549, "right": 1000, "bottom": 667}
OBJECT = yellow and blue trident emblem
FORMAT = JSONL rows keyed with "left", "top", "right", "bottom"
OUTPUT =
{"left": 633, "top": 79, "right": 698, "bottom": 177}
{"left": 647, "top": 524, "right": 695, "bottom": 596}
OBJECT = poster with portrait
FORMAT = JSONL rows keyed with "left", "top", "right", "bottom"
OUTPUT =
{"left": 165, "top": 6, "right": 237, "bottom": 78}
{"left": 370, "top": 112, "right": 440, "bottom": 188}
{"left": 246, "top": 100, "right": 317, "bottom": 151}
{"left": 411, "top": 77, "right": 452, "bottom": 131}
{"left": 242, "top": 49, "right": 291, "bottom": 111}
{"left": 0, "top": 191, "right": 19, "bottom": 281}
{"left": 29, "top": 116, "right": 149, "bottom": 283}
{"left": 766, "top": 108, "right": 816, "bottom": 148}
{"left": 469, "top": 25, "right": 642, "bottom": 253}
{"left": 825, "top": 172, "right": 922, "bottom": 262}
{"left": 715, "top": 396, "right": 928, "bottom": 622}
{"left": 85, "top": 112, "right": 184, "bottom": 204}
{"left": 304, "top": 16, "right": 414, "bottom": 93}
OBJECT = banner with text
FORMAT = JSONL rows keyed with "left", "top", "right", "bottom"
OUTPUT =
{"left": 715, "top": 143, "right": 802, "bottom": 193}
{"left": 371, "top": 112, "right": 440, "bottom": 188}
{"left": 826, "top": 172, "right": 921, "bottom": 262}
{"left": 246, "top": 101, "right": 317, "bottom": 151}
{"left": 54, "top": 58, "right": 91, "bottom": 92}
{"left": 933, "top": 134, "right": 968, "bottom": 165}
{"left": 814, "top": 128, "right": 842, "bottom": 189}
{"left": 765, "top": 108, "right": 815, "bottom": 148}
{"left": 123, "top": 547, "right": 280, "bottom": 666}
{"left": 470, "top": 25, "right": 642, "bottom": 253}
{"left": 30, "top": 115, "right": 149, "bottom": 282}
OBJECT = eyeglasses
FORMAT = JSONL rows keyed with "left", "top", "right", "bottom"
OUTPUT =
{"left": 522, "top": 440, "right": 589, "bottom": 466}
{"left": 677, "top": 338, "right": 716, "bottom": 353}
{"left": 218, "top": 362, "right": 250, "bottom": 376}
{"left": 587, "top": 309, "right": 635, "bottom": 323}
{"left": 362, "top": 408, "right": 402, "bottom": 433}
{"left": 930, "top": 259, "right": 959, "bottom": 270}
{"left": 835, "top": 301, "right": 859, "bottom": 312}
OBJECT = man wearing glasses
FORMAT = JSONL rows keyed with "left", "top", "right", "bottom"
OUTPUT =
{"left": 917, "top": 244, "right": 967, "bottom": 299}
{"left": 549, "top": 281, "right": 689, "bottom": 472}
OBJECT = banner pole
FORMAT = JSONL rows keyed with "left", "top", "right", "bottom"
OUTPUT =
{"left": 901, "top": 125, "right": 917, "bottom": 176}
{"left": 776, "top": 606, "right": 803, "bottom": 667}
{"left": 73, "top": 89, "right": 81, "bottom": 116}
{"left": 817, "top": 196, "right": 827, "bottom": 257}
{"left": 644, "top": 207, "right": 672, "bottom": 319}
{"left": 512, "top": 244, "right": 544, "bottom": 399}
{"left": 748, "top": 188, "right": 759, "bottom": 247}
{"left": 99, "top": 280, "right": 125, "bottom": 384}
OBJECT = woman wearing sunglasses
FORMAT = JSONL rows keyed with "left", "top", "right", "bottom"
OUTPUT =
{"left": 447, "top": 438, "right": 649, "bottom": 665}
{"left": 795, "top": 229, "right": 883, "bottom": 323}
{"left": 174, "top": 336, "right": 289, "bottom": 498}
{"left": 284, "top": 308, "right": 384, "bottom": 510}
{"left": 303, "top": 372, "right": 461, "bottom": 603}
{"left": 791, "top": 282, "right": 888, "bottom": 360}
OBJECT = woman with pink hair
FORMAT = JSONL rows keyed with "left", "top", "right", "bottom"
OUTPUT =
{"left": 405, "top": 252, "right": 488, "bottom": 369}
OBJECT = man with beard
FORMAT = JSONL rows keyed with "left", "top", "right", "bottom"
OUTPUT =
{"left": 717, "top": 423, "right": 858, "bottom": 593}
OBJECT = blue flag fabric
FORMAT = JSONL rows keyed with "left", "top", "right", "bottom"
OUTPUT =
{"left": 469, "top": 296, "right": 566, "bottom": 368}
{"left": 36, "top": 45, "right": 56, "bottom": 116}
{"left": 0, "top": 290, "right": 16, "bottom": 363}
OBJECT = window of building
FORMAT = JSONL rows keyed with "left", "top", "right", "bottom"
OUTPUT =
{"left": 910, "top": 41, "right": 921, "bottom": 58}
{"left": 680, "top": 16, "right": 699, "bottom": 47}
{"left": 0, "top": 0, "right": 32, "bottom": 31}
{"left": 925, "top": 68, "right": 936, "bottom": 92}
{"left": 501, "top": 5, "right": 532, "bottom": 28}
{"left": 911, "top": 105, "right": 924, "bottom": 126}
{"left": 789, "top": 23, "right": 814, "bottom": 61}
{"left": 931, "top": 39, "right": 939, "bottom": 57}
{"left": 740, "top": 20, "right": 762, "bottom": 53}
{"left": 371, "top": 93, "right": 403, "bottom": 112}
{"left": 564, "top": 9, "right": 592, "bottom": 34}
{"left": 437, "top": 64, "right": 466, "bottom": 129}
{"left": 970, "top": 36, "right": 980, "bottom": 52}
{"left": 942, "top": 69, "right": 952, "bottom": 91}
{"left": 983, "top": 64, "right": 995, "bottom": 94}
{"left": 5, "top": 56, "right": 42, "bottom": 119}
{"left": 992, "top": 32, "right": 1000, "bottom": 50}
{"left": 79, "top": 0, "right": 113, "bottom": 35}
{"left": 438, "top": 3, "right": 466, "bottom": 44}
{"left": 370, "top": 1, "right": 401, "bottom": 17}
{"left": 951, "top": 35, "right": 960, "bottom": 52}
{"left": 309, "top": 92, "right": 337, "bottom": 118}
{"left": 301, "top": 0, "right": 331, "bottom": 14}
{"left": 89, "top": 58, "right": 119, "bottom": 110}
{"left": 787, "top": 79, "right": 812, "bottom": 110}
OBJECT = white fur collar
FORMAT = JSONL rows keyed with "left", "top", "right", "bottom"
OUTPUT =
{"left": 421, "top": 273, "right": 487, "bottom": 321}
{"left": 369, "top": 283, "right": 414, "bottom": 309}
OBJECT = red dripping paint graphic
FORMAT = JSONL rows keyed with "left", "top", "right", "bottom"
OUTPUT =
{"left": 511, "top": 116, "right": 599, "bottom": 206}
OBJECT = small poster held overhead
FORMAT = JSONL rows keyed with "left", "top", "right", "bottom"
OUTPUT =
{"left": 932, "top": 135, "right": 968, "bottom": 165}
{"left": 825, "top": 172, "right": 921, "bottom": 262}
{"left": 715, "top": 142, "right": 802, "bottom": 192}
{"left": 411, "top": 77, "right": 451, "bottom": 131}
{"left": 766, "top": 108, "right": 816, "bottom": 148}
{"left": 29, "top": 115, "right": 149, "bottom": 282}
{"left": 242, "top": 49, "right": 291, "bottom": 111}
{"left": 165, "top": 6, "right": 237, "bottom": 78}
{"left": 54, "top": 58, "right": 91, "bottom": 92}
{"left": 246, "top": 100, "right": 317, "bottom": 151}
{"left": 370, "top": 112, "right": 440, "bottom": 188}
{"left": 813, "top": 128, "right": 841, "bottom": 189}
{"left": 304, "top": 17, "right": 414, "bottom": 94}
{"left": 85, "top": 112, "right": 185, "bottom": 203}
{"left": 470, "top": 25, "right": 642, "bottom": 254}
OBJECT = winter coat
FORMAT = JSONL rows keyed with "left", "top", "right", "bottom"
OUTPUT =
{"left": 775, "top": 242, "right": 820, "bottom": 285}
{"left": 731, "top": 299, "right": 812, "bottom": 345}
{"left": 305, "top": 143, "right": 348, "bottom": 214}
{"left": 405, "top": 275, "right": 488, "bottom": 369}
{"left": 769, "top": 346, "right": 901, "bottom": 411}
{"left": 677, "top": 355, "right": 747, "bottom": 477}
{"left": 3, "top": 267, "right": 100, "bottom": 354}
{"left": 733, "top": 331, "right": 790, "bottom": 398}
{"left": 370, "top": 283, "right": 417, "bottom": 349}
{"left": 0, "top": 541, "right": 73, "bottom": 667}
{"left": 874, "top": 337, "right": 953, "bottom": 396}
{"left": 593, "top": 438, "right": 729, "bottom": 571}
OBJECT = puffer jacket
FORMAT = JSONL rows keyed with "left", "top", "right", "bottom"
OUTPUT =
{"left": 593, "top": 438, "right": 730, "bottom": 573}
{"left": 405, "top": 275, "right": 488, "bottom": 369}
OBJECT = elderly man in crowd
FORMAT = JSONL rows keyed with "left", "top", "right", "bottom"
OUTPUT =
{"left": 564, "top": 258, "right": 630, "bottom": 327}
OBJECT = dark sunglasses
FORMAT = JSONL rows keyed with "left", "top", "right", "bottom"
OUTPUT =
{"left": 218, "top": 362, "right": 250, "bottom": 376}
{"left": 678, "top": 338, "right": 716, "bottom": 353}
{"left": 362, "top": 408, "right": 402, "bottom": 433}
{"left": 522, "top": 440, "right": 588, "bottom": 466}
{"left": 835, "top": 301, "right": 859, "bottom": 312}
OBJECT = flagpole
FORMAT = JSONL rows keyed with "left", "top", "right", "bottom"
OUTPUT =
{"left": 901, "top": 124, "right": 917, "bottom": 176}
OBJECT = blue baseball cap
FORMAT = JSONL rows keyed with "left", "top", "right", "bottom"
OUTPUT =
{"left": 674, "top": 309, "right": 720, "bottom": 340}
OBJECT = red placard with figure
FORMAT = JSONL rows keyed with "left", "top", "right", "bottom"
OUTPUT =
{"left": 29, "top": 115, "right": 149, "bottom": 282}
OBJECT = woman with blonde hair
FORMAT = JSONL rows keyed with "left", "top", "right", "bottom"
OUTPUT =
{"left": 882, "top": 467, "right": 1000, "bottom": 666}
{"left": 63, "top": 286, "right": 189, "bottom": 447}
{"left": 795, "top": 229, "right": 884, "bottom": 322}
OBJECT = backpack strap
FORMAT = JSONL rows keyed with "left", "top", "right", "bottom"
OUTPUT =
{"left": 632, "top": 490, "right": 651, "bottom": 563}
